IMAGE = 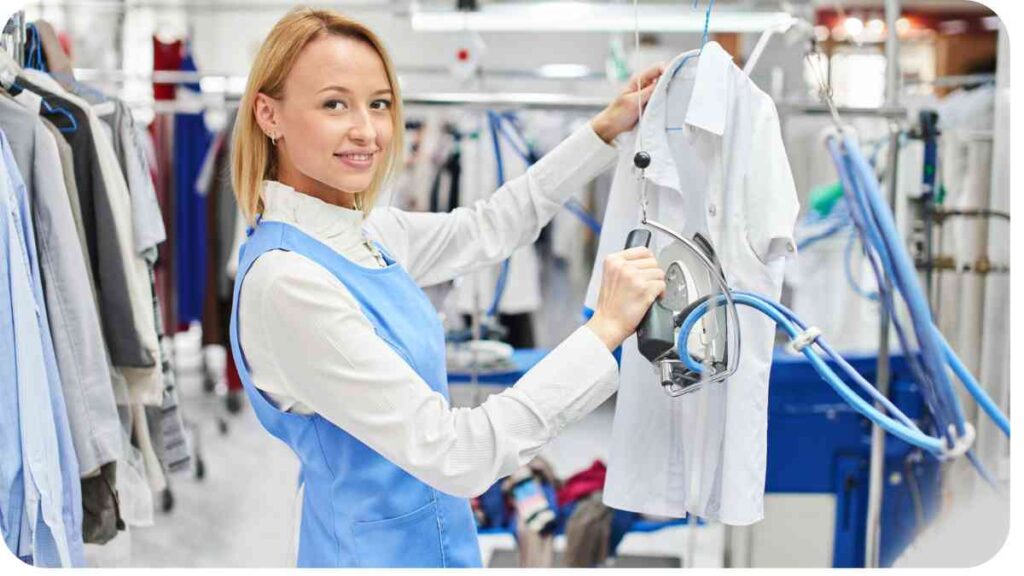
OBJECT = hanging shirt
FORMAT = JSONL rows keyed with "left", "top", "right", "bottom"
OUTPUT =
{"left": 19, "top": 69, "right": 164, "bottom": 406}
{"left": 453, "top": 112, "right": 542, "bottom": 316}
{"left": 0, "top": 92, "right": 121, "bottom": 478}
{"left": 584, "top": 42, "right": 799, "bottom": 525}
{"left": 238, "top": 121, "right": 621, "bottom": 498}
{"left": 0, "top": 129, "right": 84, "bottom": 566}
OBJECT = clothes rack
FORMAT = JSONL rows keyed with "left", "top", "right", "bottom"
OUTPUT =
{"left": 1, "top": 10, "right": 27, "bottom": 66}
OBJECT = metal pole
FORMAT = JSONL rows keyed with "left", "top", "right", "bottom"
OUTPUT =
{"left": 865, "top": 0, "right": 901, "bottom": 568}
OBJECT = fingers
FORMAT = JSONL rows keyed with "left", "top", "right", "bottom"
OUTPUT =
{"left": 626, "top": 63, "right": 666, "bottom": 92}
{"left": 636, "top": 81, "right": 657, "bottom": 106}
{"left": 636, "top": 267, "right": 666, "bottom": 282}
{"left": 618, "top": 246, "right": 656, "bottom": 260}
{"left": 619, "top": 76, "right": 659, "bottom": 111}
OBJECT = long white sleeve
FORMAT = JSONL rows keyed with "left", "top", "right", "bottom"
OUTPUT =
{"left": 240, "top": 254, "right": 618, "bottom": 498}
{"left": 365, "top": 121, "right": 618, "bottom": 286}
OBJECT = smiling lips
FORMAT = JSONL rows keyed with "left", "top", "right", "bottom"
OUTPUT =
{"left": 334, "top": 151, "right": 375, "bottom": 170}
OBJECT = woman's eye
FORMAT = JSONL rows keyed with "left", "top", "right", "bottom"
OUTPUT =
{"left": 324, "top": 99, "right": 346, "bottom": 111}
{"left": 371, "top": 99, "right": 392, "bottom": 110}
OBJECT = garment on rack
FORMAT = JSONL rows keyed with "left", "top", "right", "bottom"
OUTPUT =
{"left": 96, "top": 96, "right": 167, "bottom": 255}
{"left": 151, "top": 36, "right": 182, "bottom": 330}
{"left": 173, "top": 47, "right": 214, "bottom": 328}
{"left": 33, "top": 20, "right": 73, "bottom": 76}
{"left": 55, "top": 65, "right": 190, "bottom": 474}
{"left": 428, "top": 141, "right": 461, "bottom": 213}
{"left": 1, "top": 129, "right": 85, "bottom": 566}
{"left": 401, "top": 111, "right": 450, "bottom": 211}
{"left": 200, "top": 114, "right": 236, "bottom": 347}
{"left": 146, "top": 114, "right": 176, "bottom": 332}
{"left": 14, "top": 75, "right": 160, "bottom": 374}
{"left": 584, "top": 42, "right": 799, "bottom": 525}
{"left": 453, "top": 112, "right": 542, "bottom": 318}
{"left": 80, "top": 462, "right": 122, "bottom": 545}
{"left": 20, "top": 69, "right": 164, "bottom": 406}
{"left": 42, "top": 117, "right": 90, "bottom": 278}
{"left": 152, "top": 37, "right": 183, "bottom": 102}
{"left": 0, "top": 91, "right": 122, "bottom": 478}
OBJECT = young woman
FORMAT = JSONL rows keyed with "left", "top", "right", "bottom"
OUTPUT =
{"left": 229, "top": 7, "right": 666, "bottom": 567}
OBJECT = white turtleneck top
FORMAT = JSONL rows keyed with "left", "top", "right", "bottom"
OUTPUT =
{"left": 237, "top": 122, "right": 620, "bottom": 498}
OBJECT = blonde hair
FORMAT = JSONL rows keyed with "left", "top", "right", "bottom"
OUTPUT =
{"left": 232, "top": 7, "right": 405, "bottom": 224}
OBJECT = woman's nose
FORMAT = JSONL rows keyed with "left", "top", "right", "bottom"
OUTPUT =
{"left": 348, "top": 109, "right": 376, "bottom": 144}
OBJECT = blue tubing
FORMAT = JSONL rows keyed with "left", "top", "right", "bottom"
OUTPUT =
{"left": 937, "top": 331, "right": 1010, "bottom": 436}
{"left": 841, "top": 135, "right": 967, "bottom": 435}
{"left": 677, "top": 292, "right": 946, "bottom": 455}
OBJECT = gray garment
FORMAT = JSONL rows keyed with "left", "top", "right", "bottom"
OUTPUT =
{"left": 17, "top": 76, "right": 155, "bottom": 369}
{"left": 213, "top": 112, "right": 238, "bottom": 300}
{"left": 80, "top": 462, "right": 122, "bottom": 544}
{"left": 0, "top": 94, "right": 123, "bottom": 476}
{"left": 56, "top": 73, "right": 166, "bottom": 255}
{"left": 145, "top": 245, "right": 192, "bottom": 474}
{"left": 42, "top": 118, "right": 91, "bottom": 278}
{"left": 564, "top": 492, "right": 614, "bottom": 568}
{"left": 56, "top": 76, "right": 188, "bottom": 470}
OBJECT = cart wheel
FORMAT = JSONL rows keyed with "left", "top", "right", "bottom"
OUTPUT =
{"left": 161, "top": 489, "right": 175, "bottom": 513}
{"left": 203, "top": 373, "right": 216, "bottom": 394}
{"left": 225, "top": 391, "right": 243, "bottom": 415}
{"left": 195, "top": 457, "right": 206, "bottom": 480}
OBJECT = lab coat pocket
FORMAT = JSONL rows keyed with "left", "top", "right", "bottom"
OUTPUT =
{"left": 352, "top": 498, "right": 444, "bottom": 567}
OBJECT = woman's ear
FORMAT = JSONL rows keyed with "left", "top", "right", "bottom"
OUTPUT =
{"left": 254, "top": 92, "right": 280, "bottom": 139}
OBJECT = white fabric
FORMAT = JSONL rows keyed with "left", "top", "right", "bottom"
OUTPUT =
{"left": 238, "top": 122, "right": 621, "bottom": 498}
{"left": 583, "top": 43, "right": 799, "bottom": 525}
{"left": 452, "top": 112, "right": 542, "bottom": 316}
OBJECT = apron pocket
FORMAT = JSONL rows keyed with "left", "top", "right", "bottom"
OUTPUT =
{"left": 352, "top": 499, "right": 444, "bottom": 567}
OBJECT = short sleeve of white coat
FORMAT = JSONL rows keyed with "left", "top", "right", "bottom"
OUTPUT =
{"left": 744, "top": 102, "right": 799, "bottom": 265}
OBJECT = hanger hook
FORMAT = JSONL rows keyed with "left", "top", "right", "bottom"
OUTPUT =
{"left": 697, "top": 0, "right": 715, "bottom": 51}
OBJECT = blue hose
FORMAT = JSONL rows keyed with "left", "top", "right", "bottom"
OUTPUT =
{"left": 486, "top": 111, "right": 512, "bottom": 318}
{"left": 677, "top": 292, "right": 945, "bottom": 455}
{"left": 937, "top": 331, "right": 1010, "bottom": 436}
{"left": 842, "top": 134, "right": 968, "bottom": 436}
{"left": 828, "top": 138, "right": 954, "bottom": 440}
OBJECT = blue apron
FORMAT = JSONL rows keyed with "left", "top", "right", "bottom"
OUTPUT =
{"left": 228, "top": 220, "right": 482, "bottom": 567}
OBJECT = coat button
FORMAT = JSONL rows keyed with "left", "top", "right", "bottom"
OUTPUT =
{"left": 708, "top": 204, "right": 717, "bottom": 216}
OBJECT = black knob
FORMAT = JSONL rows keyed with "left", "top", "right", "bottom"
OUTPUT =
{"left": 633, "top": 151, "right": 651, "bottom": 169}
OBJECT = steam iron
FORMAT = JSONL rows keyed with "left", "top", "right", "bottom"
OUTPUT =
{"left": 624, "top": 226, "right": 740, "bottom": 397}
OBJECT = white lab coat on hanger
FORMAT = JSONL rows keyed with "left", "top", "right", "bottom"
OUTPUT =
{"left": 585, "top": 42, "right": 799, "bottom": 525}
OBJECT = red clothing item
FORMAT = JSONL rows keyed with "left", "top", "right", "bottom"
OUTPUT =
{"left": 556, "top": 460, "right": 607, "bottom": 507}
{"left": 153, "top": 37, "right": 183, "bottom": 100}
{"left": 226, "top": 346, "right": 243, "bottom": 392}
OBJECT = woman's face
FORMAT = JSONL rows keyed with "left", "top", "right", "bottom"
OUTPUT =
{"left": 256, "top": 34, "right": 394, "bottom": 207}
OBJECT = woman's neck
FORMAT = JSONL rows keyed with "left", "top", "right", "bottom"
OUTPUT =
{"left": 275, "top": 166, "right": 358, "bottom": 210}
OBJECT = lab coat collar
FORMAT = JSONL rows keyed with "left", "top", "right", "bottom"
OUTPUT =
{"left": 635, "top": 41, "right": 732, "bottom": 192}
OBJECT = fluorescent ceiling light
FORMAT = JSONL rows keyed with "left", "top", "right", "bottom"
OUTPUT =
{"left": 410, "top": 2, "right": 795, "bottom": 33}
{"left": 538, "top": 64, "right": 593, "bottom": 79}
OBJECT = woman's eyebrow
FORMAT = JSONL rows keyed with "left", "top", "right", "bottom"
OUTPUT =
{"left": 317, "top": 85, "right": 352, "bottom": 94}
{"left": 317, "top": 85, "right": 393, "bottom": 96}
